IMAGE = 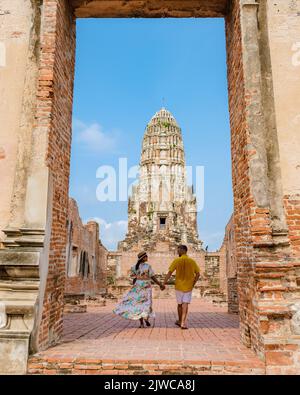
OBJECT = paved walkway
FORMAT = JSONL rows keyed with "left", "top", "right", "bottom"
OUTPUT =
{"left": 28, "top": 299, "right": 265, "bottom": 374}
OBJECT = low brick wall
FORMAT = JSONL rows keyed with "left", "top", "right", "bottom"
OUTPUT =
{"left": 28, "top": 357, "right": 265, "bottom": 375}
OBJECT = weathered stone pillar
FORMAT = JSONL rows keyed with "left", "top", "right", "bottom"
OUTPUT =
{"left": 0, "top": 0, "right": 44, "bottom": 375}
{"left": 0, "top": 0, "right": 76, "bottom": 374}
{"left": 261, "top": 0, "right": 300, "bottom": 374}
{"left": 227, "top": 0, "right": 300, "bottom": 373}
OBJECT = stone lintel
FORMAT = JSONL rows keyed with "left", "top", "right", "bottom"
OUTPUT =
{"left": 71, "top": 0, "right": 229, "bottom": 18}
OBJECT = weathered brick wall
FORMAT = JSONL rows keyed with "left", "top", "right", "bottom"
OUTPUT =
{"left": 227, "top": 278, "right": 238, "bottom": 314}
{"left": 217, "top": 243, "right": 228, "bottom": 296}
{"left": 224, "top": 215, "right": 237, "bottom": 278}
{"left": 204, "top": 254, "right": 219, "bottom": 282}
{"left": 284, "top": 196, "right": 300, "bottom": 257}
{"left": 86, "top": 222, "right": 108, "bottom": 292}
{"left": 36, "top": 0, "right": 76, "bottom": 350}
{"left": 223, "top": 215, "right": 238, "bottom": 312}
{"left": 226, "top": 0, "right": 260, "bottom": 351}
{"left": 65, "top": 198, "right": 107, "bottom": 297}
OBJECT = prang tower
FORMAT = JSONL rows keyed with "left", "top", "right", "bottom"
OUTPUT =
{"left": 119, "top": 108, "right": 202, "bottom": 252}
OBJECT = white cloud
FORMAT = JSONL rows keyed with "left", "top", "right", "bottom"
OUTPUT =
{"left": 73, "top": 119, "right": 117, "bottom": 153}
{"left": 86, "top": 217, "right": 128, "bottom": 250}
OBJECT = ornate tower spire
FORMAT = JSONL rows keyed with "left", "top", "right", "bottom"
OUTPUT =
{"left": 141, "top": 107, "right": 184, "bottom": 166}
{"left": 119, "top": 108, "right": 202, "bottom": 252}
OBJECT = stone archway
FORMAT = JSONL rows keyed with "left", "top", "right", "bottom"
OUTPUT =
{"left": 0, "top": 0, "right": 299, "bottom": 374}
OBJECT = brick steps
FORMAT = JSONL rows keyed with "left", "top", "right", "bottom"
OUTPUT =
{"left": 28, "top": 356, "right": 266, "bottom": 375}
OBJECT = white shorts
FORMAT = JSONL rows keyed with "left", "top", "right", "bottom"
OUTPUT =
{"left": 176, "top": 290, "right": 192, "bottom": 304}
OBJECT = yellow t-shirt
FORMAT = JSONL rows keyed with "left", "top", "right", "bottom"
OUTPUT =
{"left": 169, "top": 255, "right": 200, "bottom": 292}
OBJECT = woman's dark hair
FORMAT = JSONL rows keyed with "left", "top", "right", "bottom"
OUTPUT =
{"left": 133, "top": 253, "right": 147, "bottom": 285}
{"left": 135, "top": 254, "right": 147, "bottom": 271}
{"left": 135, "top": 260, "right": 141, "bottom": 272}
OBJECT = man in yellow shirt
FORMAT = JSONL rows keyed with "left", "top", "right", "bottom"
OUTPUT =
{"left": 163, "top": 245, "right": 200, "bottom": 329}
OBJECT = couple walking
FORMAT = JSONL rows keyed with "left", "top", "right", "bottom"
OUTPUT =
{"left": 113, "top": 245, "right": 200, "bottom": 329}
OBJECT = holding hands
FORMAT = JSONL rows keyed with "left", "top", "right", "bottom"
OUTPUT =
{"left": 151, "top": 274, "right": 166, "bottom": 291}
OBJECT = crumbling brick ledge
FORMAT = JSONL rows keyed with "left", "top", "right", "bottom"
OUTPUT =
{"left": 27, "top": 357, "right": 265, "bottom": 375}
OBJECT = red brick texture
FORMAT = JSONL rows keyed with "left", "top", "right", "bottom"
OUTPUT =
{"left": 28, "top": 358, "right": 265, "bottom": 375}
{"left": 28, "top": 300, "right": 265, "bottom": 375}
{"left": 36, "top": 0, "right": 76, "bottom": 349}
{"left": 285, "top": 196, "right": 300, "bottom": 256}
{"left": 226, "top": 0, "right": 260, "bottom": 351}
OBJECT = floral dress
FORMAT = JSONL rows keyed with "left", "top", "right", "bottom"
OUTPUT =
{"left": 113, "top": 263, "right": 155, "bottom": 320}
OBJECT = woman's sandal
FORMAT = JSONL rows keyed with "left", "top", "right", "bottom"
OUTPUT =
{"left": 181, "top": 325, "right": 188, "bottom": 330}
{"left": 175, "top": 321, "right": 181, "bottom": 327}
{"left": 139, "top": 319, "right": 145, "bottom": 328}
{"left": 145, "top": 320, "right": 151, "bottom": 327}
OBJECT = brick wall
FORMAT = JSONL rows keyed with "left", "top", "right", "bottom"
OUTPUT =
{"left": 284, "top": 196, "right": 300, "bottom": 257}
{"left": 224, "top": 215, "right": 237, "bottom": 278}
{"left": 227, "top": 278, "right": 238, "bottom": 314}
{"left": 65, "top": 198, "right": 107, "bottom": 297}
{"left": 226, "top": 0, "right": 260, "bottom": 351}
{"left": 223, "top": 215, "right": 238, "bottom": 313}
{"left": 204, "top": 254, "right": 221, "bottom": 289}
{"left": 217, "top": 242, "right": 228, "bottom": 297}
{"left": 37, "top": 0, "right": 76, "bottom": 350}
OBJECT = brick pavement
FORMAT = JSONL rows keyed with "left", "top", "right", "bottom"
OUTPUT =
{"left": 28, "top": 299, "right": 266, "bottom": 374}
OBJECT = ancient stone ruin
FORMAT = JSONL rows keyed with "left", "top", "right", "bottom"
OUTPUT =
{"left": 108, "top": 108, "right": 227, "bottom": 303}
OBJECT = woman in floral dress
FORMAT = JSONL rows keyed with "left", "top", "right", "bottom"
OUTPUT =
{"left": 113, "top": 251, "right": 165, "bottom": 328}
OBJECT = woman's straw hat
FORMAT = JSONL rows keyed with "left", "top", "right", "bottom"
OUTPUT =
{"left": 137, "top": 251, "right": 147, "bottom": 261}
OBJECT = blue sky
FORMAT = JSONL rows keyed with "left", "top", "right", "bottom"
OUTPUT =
{"left": 70, "top": 18, "right": 233, "bottom": 251}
